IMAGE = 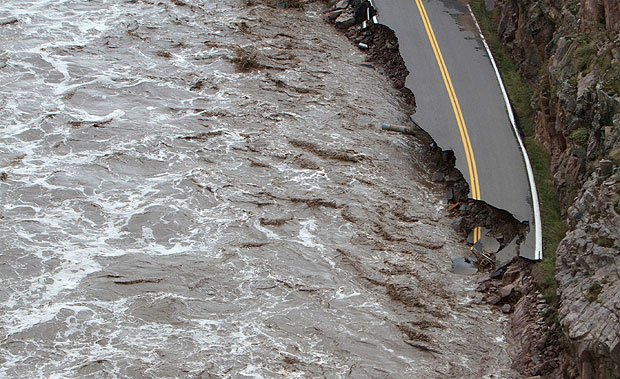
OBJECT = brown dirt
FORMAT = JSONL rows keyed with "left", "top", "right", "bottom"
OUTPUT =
{"left": 325, "top": 1, "right": 527, "bottom": 264}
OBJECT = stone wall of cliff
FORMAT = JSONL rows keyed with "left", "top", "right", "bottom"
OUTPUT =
{"left": 495, "top": 0, "right": 619, "bottom": 207}
{"left": 492, "top": 0, "right": 620, "bottom": 377}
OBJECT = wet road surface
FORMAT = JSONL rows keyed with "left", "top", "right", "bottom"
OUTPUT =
{"left": 0, "top": 1, "right": 516, "bottom": 377}
{"left": 372, "top": 0, "right": 539, "bottom": 259}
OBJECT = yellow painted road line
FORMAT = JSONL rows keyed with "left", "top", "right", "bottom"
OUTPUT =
{"left": 413, "top": 0, "right": 481, "bottom": 201}
{"left": 413, "top": 0, "right": 482, "bottom": 242}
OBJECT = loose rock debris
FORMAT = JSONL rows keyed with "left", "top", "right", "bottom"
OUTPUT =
{"left": 0, "top": 0, "right": 518, "bottom": 377}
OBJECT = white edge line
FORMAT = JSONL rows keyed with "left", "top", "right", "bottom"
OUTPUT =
{"left": 467, "top": 4, "right": 543, "bottom": 261}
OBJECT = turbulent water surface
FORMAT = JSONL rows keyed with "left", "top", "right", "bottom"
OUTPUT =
{"left": 0, "top": 1, "right": 515, "bottom": 377}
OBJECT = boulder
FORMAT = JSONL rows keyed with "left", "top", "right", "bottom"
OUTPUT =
{"left": 501, "top": 304, "right": 512, "bottom": 313}
{"left": 499, "top": 284, "right": 514, "bottom": 299}
{"left": 324, "top": 9, "right": 344, "bottom": 22}
{"left": 335, "top": 11, "right": 356, "bottom": 29}
{"left": 334, "top": 0, "right": 349, "bottom": 9}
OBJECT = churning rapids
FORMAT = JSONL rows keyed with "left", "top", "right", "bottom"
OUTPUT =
{"left": 0, "top": 1, "right": 516, "bottom": 377}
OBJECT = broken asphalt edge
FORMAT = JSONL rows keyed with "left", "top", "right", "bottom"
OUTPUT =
{"left": 466, "top": 4, "right": 542, "bottom": 261}
{"left": 328, "top": 0, "right": 532, "bottom": 270}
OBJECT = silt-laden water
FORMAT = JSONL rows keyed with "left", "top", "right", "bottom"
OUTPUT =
{"left": 0, "top": 1, "right": 515, "bottom": 377}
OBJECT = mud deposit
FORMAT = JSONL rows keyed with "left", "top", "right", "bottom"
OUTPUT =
{"left": 1, "top": 1, "right": 515, "bottom": 377}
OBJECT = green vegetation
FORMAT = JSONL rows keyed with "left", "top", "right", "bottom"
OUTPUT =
{"left": 586, "top": 282, "right": 602, "bottom": 302}
{"left": 570, "top": 127, "right": 591, "bottom": 147}
{"left": 599, "top": 48, "right": 620, "bottom": 95}
{"left": 573, "top": 43, "right": 597, "bottom": 72}
{"left": 568, "top": 33, "right": 620, "bottom": 95}
{"left": 594, "top": 236, "right": 614, "bottom": 248}
{"left": 470, "top": 0, "right": 567, "bottom": 307}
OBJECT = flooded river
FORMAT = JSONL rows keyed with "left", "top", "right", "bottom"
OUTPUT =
{"left": 0, "top": 1, "right": 515, "bottom": 377}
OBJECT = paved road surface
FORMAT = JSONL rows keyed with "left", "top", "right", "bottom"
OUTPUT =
{"left": 373, "top": 0, "right": 540, "bottom": 260}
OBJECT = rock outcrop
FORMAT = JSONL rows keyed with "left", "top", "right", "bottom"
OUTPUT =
{"left": 328, "top": 0, "right": 619, "bottom": 375}
{"left": 493, "top": 0, "right": 620, "bottom": 377}
{"left": 478, "top": 260, "right": 571, "bottom": 376}
{"left": 495, "top": 0, "right": 619, "bottom": 209}
{"left": 556, "top": 171, "right": 620, "bottom": 377}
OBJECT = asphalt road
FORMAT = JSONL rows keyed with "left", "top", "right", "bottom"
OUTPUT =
{"left": 372, "top": 0, "right": 539, "bottom": 260}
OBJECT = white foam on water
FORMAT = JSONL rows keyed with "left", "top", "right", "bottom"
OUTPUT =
{"left": 333, "top": 286, "right": 361, "bottom": 300}
{"left": 297, "top": 219, "right": 320, "bottom": 249}
{"left": 253, "top": 218, "right": 280, "bottom": 240}
{"left": 274, "top": 162, "right": 330, "bottom": 192}
{"left": 0, "top": 0, "right": 515, "bottom": 377}
{"left": 2, "top": 247, "right": 102, "bottom": 335}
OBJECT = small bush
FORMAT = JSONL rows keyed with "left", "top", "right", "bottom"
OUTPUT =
{"left": 586, "top": 282, "right": 602, "bottom": 302}
{"left": 594, "top": 236, "right": 614, "bottom": 248}
{"left": 570, "top": 127, "right": 590, "bottom": 147}
{"left": 573, "top": 44, "right": 597, "bottom": 72}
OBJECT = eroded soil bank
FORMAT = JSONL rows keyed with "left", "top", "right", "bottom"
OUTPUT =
{"left": 327, "top": 0, "right": 557, "bottom": 376}
{"left": 1, "top": 0, "right": 517, "bottom": 377}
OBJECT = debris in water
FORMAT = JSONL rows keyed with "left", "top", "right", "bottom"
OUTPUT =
{"left": 381, "top": 122, "right": 417, "bottom": 136}
{"left": 0, "top": 17, "right": 18, "bottom": 26}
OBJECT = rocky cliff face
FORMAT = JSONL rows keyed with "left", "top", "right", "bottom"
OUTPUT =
{"left": 493, "top": 0, "right": 620, "bottom": 377}
{"left": 557, "top": 172, "right": 620, "bottom": 377}
{"left": 495, "top": 0, "right": 619, "bottom": 207}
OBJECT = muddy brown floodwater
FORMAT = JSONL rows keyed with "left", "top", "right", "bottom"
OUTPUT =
{"left": 0, "top": 0, "right": 517, "bottom": 377}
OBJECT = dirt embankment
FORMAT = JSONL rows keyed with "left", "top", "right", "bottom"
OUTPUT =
{"left": 325, "top": 0, "right": 528, "bottom": 269}
{"left": 323, "top": 0, "right": 567, "bottom": 376}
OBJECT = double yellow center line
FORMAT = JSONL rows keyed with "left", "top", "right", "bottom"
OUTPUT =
{"left": 413, "top": 0, "right": 482, "bottom": 242}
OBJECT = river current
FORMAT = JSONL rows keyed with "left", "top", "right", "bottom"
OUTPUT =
{"left": 0, "top": 1, "right": 515, "bottom": 377}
